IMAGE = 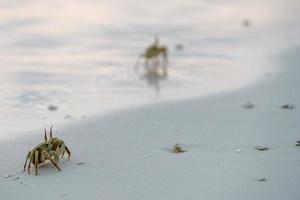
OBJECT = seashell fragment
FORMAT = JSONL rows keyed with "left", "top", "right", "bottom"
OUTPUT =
{"left": 171, "top": 143, "right": 186, "bottom": 153}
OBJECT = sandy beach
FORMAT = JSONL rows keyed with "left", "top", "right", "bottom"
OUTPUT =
{"left": 0, "top": 46, "right": 299, "bottom": 199}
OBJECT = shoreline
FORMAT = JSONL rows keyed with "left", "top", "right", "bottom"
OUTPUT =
{"left": 1, "top": 46, "right": 300, "bottom": 199}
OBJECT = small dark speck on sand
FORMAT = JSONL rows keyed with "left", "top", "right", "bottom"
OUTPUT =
{"left": 281, "top": 104, "right": 294, "bottom": 109}
{"left": 243, "top": 101, "right": 254, "bottom": 109}
{"left": 76, "top": 162, "right": 85, "bottom": 165}
{"left": 175, "top": 44, "right": 184, "bottom": 50}
{"left": 242, "top": 19, "right": 251, "bottom": 27}
{"left": 61, "top": 194, "right": 67, "bottom": 198}
{"left": 254, "top": 144, "right": 269, "bottom": 151}
{"left": 257, "top": 178, "right": 267, "bottom": 182}
{"left": 48, "top": 105, "right": 58, "bottom": 111}
{"left": 12, "top": 177, "right": 20, "bottom": 181}
{"left": 64, "top": 115, "right": 72, "bottom": 119}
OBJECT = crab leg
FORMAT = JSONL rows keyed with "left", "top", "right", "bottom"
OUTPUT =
{"left": 65, "top": 146, "right": 71, "bottom": 160}
{"left": 27, "top": 152, "right": 34, "bottom": 174}
{"left": 34, "top": 151, "right": 39, "bottom": 175}
{"left": 41, "top": 150, "right": 61, "bottom": 171}
{"left": 23, "top": 151, "right": 31, "bottom": 171}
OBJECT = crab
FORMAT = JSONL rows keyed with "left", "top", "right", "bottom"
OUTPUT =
{"left": 144, "top": 37, "right": 168, "bottom": 72}
{"left": 135, "top": 37, "right": 168, "bottom": 74}
{"left": 23, "top": 127, "right": 71, "bottom": 175}
{"left": 23, "top": 138, "right": 61, "bottom": 175}
{"left": 44, "top": 126, "right": 71, "bottom": 160}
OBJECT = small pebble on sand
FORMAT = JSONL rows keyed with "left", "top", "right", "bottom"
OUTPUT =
{"left": 76, "top": 162, "right": 85, "bottom": 165}
{"left": 175, "top": 44, "right": 184, "bottom": 50}
{"left": 242, "top": 19, "right": 251, "bottom": 27}
{"left": 257, "top": 178, "right": 267, "bottom": 182}
{"left": 48, "top": 105, "right": 58, "bottom": 111}
{"left": 254, "top": 144, "right": 269, "bottom": 151}
{"left": 281, "top": 104, "right": 294, "bottom": 109}
{"left": 64, "top": 115, "right": 72, "bottom": 119}
{"left": 243, "top": 101, "right": 254, "bottom": 109}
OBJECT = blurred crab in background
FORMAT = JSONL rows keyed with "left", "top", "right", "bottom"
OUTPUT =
{"left": 23, "top": 126, "right": 71, "bottom": 175}
{"left": 135, "top": 37, "right": 169, "bottom": 92}
{"left": 135, "top": 37, "right": 168, "bottom": 75}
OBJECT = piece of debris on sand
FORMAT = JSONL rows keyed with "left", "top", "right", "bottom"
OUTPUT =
{"left": 243, "top": 101, "right": 254, "bottom": 109}
{"left": 48, "top": 105, "right": 58, "bottom": 111}
{"left": 254, "top": 144, "right": 269, "bottom": 151}
{"left": 257, "top": 178, "right": 267, "bottom": 182}
{"left": 171, "top": 143, "right": 186, "bottom": 153}
{"left": 281, "top": 104, "right": 294, "bottom": 109}
{"left": 64, "top": 115, "right": 72, "bottom": 119}
{"left": 295, "top": 140, "right": 300, "bottom": 146}
{"left": 175, "top": 44, "right": 184, "bottom": 51}
{"left": 76, "top": 162, "right": 85, "bottom": 165}
{"left": 242, "top": 19, "right": 251, "bottom": 27}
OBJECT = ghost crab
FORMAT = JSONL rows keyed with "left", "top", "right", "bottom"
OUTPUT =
{"left": 135, "top": 37, "right": 168, "bottom": 74}
{"left": 23, "top": 126, "right": 71, "bottom": 175}
{"left": 144, "top": 37, "right": 168, "bottom": 68}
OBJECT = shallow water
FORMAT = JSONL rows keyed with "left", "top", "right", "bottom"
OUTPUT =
{"left": 0, "top": 0, "right": 299, "bottom": 139}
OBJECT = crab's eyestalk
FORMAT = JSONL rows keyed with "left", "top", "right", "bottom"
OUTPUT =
{"left": 44, "top": 128, "right": 47, "bottom": 141}
{"left": 50, "top": 125, "right": 53, "bottom": 139}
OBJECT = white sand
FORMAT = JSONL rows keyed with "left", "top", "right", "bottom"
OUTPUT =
{"left": 1, "top": 47, "right": 300, "bottom": 199}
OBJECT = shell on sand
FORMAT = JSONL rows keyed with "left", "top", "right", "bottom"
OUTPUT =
{"left": 171, "top": 143, "right": 186, "bottom": 153}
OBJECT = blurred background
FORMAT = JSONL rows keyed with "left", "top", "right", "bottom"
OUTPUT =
{"left": 0, "top": 0, "right": 299, "bottom": 139}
